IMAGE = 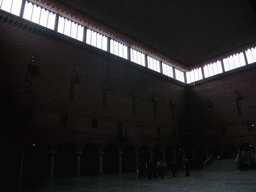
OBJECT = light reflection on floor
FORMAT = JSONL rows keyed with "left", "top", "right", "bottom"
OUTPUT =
{"left": 19, "top": 169, "right": 256, "bottom": 192}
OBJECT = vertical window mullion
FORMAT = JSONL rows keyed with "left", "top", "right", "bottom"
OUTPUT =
{"left": 30, "top": 3, "right": 34, "bottom": 21}
{"left": 10, "top": 0, "right": 14, "bottom": 12}
{"left": 38, "top": 7, "right": 42, "bottom": 25}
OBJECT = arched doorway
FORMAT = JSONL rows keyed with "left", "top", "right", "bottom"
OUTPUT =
{"left": 153, "top": 146, "right": 163, "bottom": 163}
{"left": 139, "top": 145, "right": 150, "bottom": 164}
{"left": 103, "top": 144, "right": 118, "bottom": 174}
{"left": 176, "top": 148, "right": 184, "bottom": 169}
{"left": 223, "top": 144, "right": 237, "bottom": 159}
{"left": 22, "top": 140, "right": 51, "bottom": 187}
{"left": 165, "top": 146, "right": 174, "bottom": 169}
{"left": 122, "top": 145, "right": 135, "bottom": 173}
{"left": 194, "top": 146, "right": 206, "bottom": 169}
{"left": 81, "top": 143, "right": 99, "bottom": 175}
{"left": 54, "top": 142, "right": 76, "bottom": 177}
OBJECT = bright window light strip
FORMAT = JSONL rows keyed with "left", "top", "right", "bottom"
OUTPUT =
{"left": 245, "top": 47, "right": 256, "bottom": 64}
{"left": 147, "top": 56, "right": 160, "bottom": 72}
{"left": 203, "top": 61, "right": 223, "bottom": 78}
{"left": 23, "top": 1, "right": 56, "bottom": 30}
{"left": 131, "top": 48, "right": 145, "bottom": 66}
{"left": 186, "top": 68, "right": 203, "bottom": 83}
{"left": 1, "top": 0, "right": 22, "bottom": 16}
{"left": 86, "top": 29, "right": 107, "bottom": 51}
{"left": 110, "top": 39, "right": 128, "bottom": 59}
{"left": 162, "top": 63, "right": 173, "bottom": 78}
{"left": 223, "top": 52, "right": 246, "bottom": 72}
{"left": 57, "top": 16, "right": 84, "bottom": 41}
{"left": 175, "top": 69, "right": 185, "bottom": 83}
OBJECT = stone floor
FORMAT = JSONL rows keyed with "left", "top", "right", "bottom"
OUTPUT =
{"left": 19, "top": 169, "right": 256, "bottom": 192}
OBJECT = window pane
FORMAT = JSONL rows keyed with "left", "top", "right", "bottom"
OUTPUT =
{"left": 57, "top": 16, "right": 64, "bottom": 33}
{"left": 102, "top": 36, "right": 107, "bottom": 51}
{"left": 11, "top": 0, "right": 22, "bottom": 16}
{"left": 86, "top": 29, "right": 91, "bottom": 44}
{"left": 39, "top": 8, "right": 48, "bottom": 27}
{"left": 123, "top": 46, "right": 127, "bottom": 59}
{"left": 47, "top": 12, "right": 55, "bottom": 30}
{"left": 64, "top": 19, "right": 71, "bottom": 36}
{"left": 1, "top": 0, "right": 12, "bottom": 12}
{"left": 217, "top": 61, "right": 223, "bottom": 73}
{"left": 23, "top": 1, "right": 33, "bottom": 20}
{"left": 70, "top": 22, "right": 77, "bottom": 39}
{"left": 91, "top": 31, "right": 96, "bottom": 46}
{"left": 77, "top": 25, "right": 84, "bottom": 41}
{"left": 229, "top": 56, "right": 235, "bottom": 70}
{"left": 97, "top": 33, "right": 102, "bottom": 49}
{"left": 223, "top": 58, "right": 230, "bottom": 71}
{"left": 31, "top": 4, "right": 41, "bottom": 24}
{"left": 239, "top": 53, "right": 246, "bottom": 66}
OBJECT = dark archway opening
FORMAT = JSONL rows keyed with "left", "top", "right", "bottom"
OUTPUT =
{"left": 22, "top": 140, "right": 51, "bottom": 187}
{"left": 153, "top": 146, "right": 163, "bottom": 163}
{"left": 103, "top": 144, "right": 118, "bottom": 174}
{"left": 194, "top": 146, "right": 206, "bottom": 169}
{"left": 81, "top": 143, "right": 99, "bottom": 175}
{"left": 208, "top": 145, "right": 220, "bottom": 158}
{"left": 165, "top": 146, "right": 174, "bottom": 169}
{"left": 139, "top": 146, "right": 150, "bottom": 164}
{"left": 122, "top": 145, "right": 136, "bottom": 173}
{"left": 223, "top": 144, "right": 237, "bottom": 159}
{"left": 54, "top": 142, "right": 76, "bottom": 177}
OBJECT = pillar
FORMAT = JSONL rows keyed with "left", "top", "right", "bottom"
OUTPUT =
{"left": 99, "top": 152, "right": 104, "bottom": 174}
{"left": 49, "top": 151, "right": 56, "bottom": 178}
{"left": 150, "top": 152, "right": 153, "bottom": 161}
{"left": 18, "top": 150, "right": 26, "bottom": 186}
{"left": 173, "top": 150, "right": 177, "bottom": 163}
{"left": 163, "top": 152, "right": 166, "bottom": 162}
{"left": 135, "top": 152, "right": 139, "bottom": 171}
{"left": 76, "top": 151, "right": 82, "bottom": 176}
{"left": 118, "top": 152, "right": 123, "bottom": 173}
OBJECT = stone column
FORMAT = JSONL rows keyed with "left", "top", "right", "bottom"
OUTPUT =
{"left": 150, "top": 152, "right": 153, "bottom": 162}
{"left": 173, "top": 150, "right": 177, "bottom": 164}
{"left": 76, "top": 151, "right": 82, "bottom": 177}
{"left": 135, "top": 152, "right": 139, "bottom": 171}
{"left": 18, "top": 150, "right": 26, "bottom": 186}
{"left": 118, "top": 152, "right": 123, "bottom": 173}
{"left": 163, "top": 153, "right": 166, "bottom": 162}
{"left": 49, "top": 151, "right": 56, "bottom": 178}
{"left": 99, "top": 152, "right": 104, "bottom": 174}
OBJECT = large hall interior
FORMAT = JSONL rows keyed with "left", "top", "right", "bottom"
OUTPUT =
{"left": 1, "top": 0, "right": 256, "bottom": 191}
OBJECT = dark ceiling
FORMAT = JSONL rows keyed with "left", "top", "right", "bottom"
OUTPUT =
{"left": 59, "top": 0, "right": 256, "bottom": 67}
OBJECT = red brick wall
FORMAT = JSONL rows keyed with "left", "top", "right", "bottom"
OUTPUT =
{"left": 0, "top": 14, "right": 186, "bottom": 152}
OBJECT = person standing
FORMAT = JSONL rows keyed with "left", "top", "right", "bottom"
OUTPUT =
{"left": 148, "top": 160, "right": 153, "bottom": 179}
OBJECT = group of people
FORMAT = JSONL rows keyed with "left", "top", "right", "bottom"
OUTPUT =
{"left": 138, "top": 160, "right": 166, "bottom": 179}
{"left": 138, "top": 159, "right": 190, "bottom": 179}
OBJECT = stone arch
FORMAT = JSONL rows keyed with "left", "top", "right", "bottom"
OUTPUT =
{"left": 81, "top": 143, "right": 99, "bottom": 176}
{"left": 103, "top": 144, "right": 118, "bottom": 174}
{"left": 54, "top": 142, "right": 76, "bottom": 177}
{"left": 122, "top": 145, "right": 136, "bottom": 173}
{"left": 22, "top": 140, "right": 51, "bottom": 187}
